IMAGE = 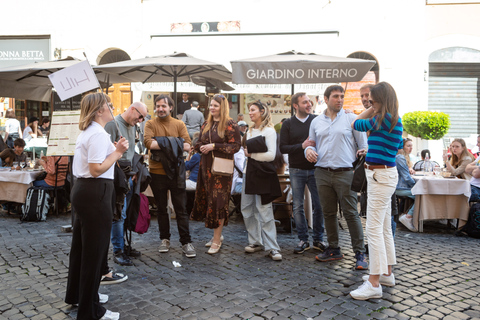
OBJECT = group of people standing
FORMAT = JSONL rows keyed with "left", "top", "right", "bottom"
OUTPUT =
{"left": 66, "top": 81, "right": 404, "bottom": 319}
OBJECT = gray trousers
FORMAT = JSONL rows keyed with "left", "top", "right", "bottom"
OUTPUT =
{"left": 314, "top": 168, "right": 365, "bottom": 253}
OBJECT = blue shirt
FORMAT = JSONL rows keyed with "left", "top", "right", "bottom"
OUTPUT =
{"left": 185, "top": 153, "right": 201, "bottom": 183}
{"left": 305, "top": 109, "right": 368, "bottom": 169}
{"left": 396, "top": 154, "right": 415, "bottom": 190}
{"left": 353, "top": 113, "right": 403, "bottom": 167}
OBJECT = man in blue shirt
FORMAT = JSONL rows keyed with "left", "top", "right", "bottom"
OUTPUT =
{"left": 305, "top": 85, "right": 369, "bottom": 270}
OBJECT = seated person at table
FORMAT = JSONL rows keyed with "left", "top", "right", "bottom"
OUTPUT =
{"left": 23, "top": 117, "right": 42, "bottom": 142}
{"left": 401, "top": 138, "right": 415, "bottom": 175}
{"left": 0, "top": 148, "right": 15, "bottom": 167}
{"left": 39, "top": 118, "right": 50, "bottom": 137}
{"left": 443, "top": 138, "right": 475, "bottom": 180}
{"left": 185, "top": 136, "right": 201, "bottom": 190}
{"left": 395, "top": 143, "right": 417, "bottom": 232}
{"left": 13, "top": 138, "right": 27, "bottom": 163}
{"left": 33, "top": 156, "right": 68, "bottom": 188}
{"left": 413, "top": 149, "right": 440, "bottom": 171}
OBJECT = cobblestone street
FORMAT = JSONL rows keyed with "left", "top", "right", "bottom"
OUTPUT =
{"left": 1, "top": 211, "right": 479, "bottom": 320}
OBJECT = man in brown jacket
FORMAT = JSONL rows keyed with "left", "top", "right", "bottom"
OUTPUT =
{"left": 144, "top": 94, "right": 196, "bottom": 258}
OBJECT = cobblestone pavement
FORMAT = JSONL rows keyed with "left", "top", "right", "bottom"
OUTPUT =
{"left": 1, "top": 210, "right": 480, "bottom": 320}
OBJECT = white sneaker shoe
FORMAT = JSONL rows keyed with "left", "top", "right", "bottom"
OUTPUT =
{"left": 99, "top": 293, "right": 109, "bottom": 304}
{"left": 362, "top": 274, "right": 395, "bottom": 287}
{"left": 399, "top": 214, "right": 417, "bottom": 232}
{"left": 245, "top": 244, "right": 263, "bottom": 253}
{"left": 269, "top": 250, "right": 282, "bottom": 261}
{"left": 205, "top": 235, "right": 224, "bottom": 247}
{"left": 100, "top": 310, "right": 120, "bottom": 320}
{"left": 158, "top": 239, "right": 170, "bottom": 253}
{"left": 350, "top": 280, "right": 382, "bottom": 300}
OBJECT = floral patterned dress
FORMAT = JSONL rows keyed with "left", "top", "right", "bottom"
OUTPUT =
{"left": 191, "top": 119, "right": 241, "bottom": 228}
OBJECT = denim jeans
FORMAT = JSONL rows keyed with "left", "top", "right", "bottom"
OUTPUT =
{"left": 289, "top": 168, "right": 324, "bottom": 243}
{"left": 366, "top": 167, "right": 398, "bottom": 275}
{"left": 314, "top": 168, "right": 365, "bottom": 253}
{"left": 111, "top": 177, "right": 133, "bottom": 253}
{"left": 150, "top": 173, "right": 192, "bottom": 245}
{"left": 470, "top": 185, "right": 480, "bottom": 202}
{"left": 395, "top": 189, "right": 415, "bottom": 217}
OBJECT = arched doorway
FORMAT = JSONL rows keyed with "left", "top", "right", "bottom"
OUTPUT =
{"left": 97, "top": 48, "right": 133, "bottom": 116}
{"left": 343, "top": 52, "right": 379, "bottom": 111}
{"left": 428, "top": 47, "right": 480, "bottom": 138}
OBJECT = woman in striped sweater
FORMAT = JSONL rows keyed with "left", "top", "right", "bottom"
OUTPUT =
{"left": 349, "top": 82, "right": 404, "bottom": 300}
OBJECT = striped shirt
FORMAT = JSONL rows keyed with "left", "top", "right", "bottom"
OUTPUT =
{"left": 353, "top": 113, "right": 403, "bottom": 167}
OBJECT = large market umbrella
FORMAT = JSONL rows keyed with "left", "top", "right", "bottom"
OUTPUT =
{"left": 231, "top": 50, "right": 375, "bottom": 85}
{"left": 0, "top": 57, "right": 131, "bottom": 101}
{"left": 231, "top": 50, "right": 376, "bottom": 113}
{"left": 93, "top": 52, "right": 232, "bottom": 112}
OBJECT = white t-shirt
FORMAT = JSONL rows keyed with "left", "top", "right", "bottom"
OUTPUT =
{"left": 6, "top": 118, "right": 21, "bottom": 136}
{"left": 73, "top": 121, "right": 116, "bottom": 179}
{"left": 23, "top": 126, "right": 33, "bottom": 142}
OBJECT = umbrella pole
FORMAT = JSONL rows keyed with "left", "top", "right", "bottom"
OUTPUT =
{"left": 291, "top": 84, "right": 295, "bottom": 115}
{"left": 173, "top": 68, "right": 178, "bottom": 118}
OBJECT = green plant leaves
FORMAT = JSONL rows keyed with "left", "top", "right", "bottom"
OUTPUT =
{"left": 403, "top": 111, "right": 450, "bottom": 140}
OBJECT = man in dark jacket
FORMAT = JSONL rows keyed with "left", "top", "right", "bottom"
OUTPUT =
{"left": 280, "top": 92, "right": 325, "bottom": 254}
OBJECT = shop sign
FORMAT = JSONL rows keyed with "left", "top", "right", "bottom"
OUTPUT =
{"left": 0, "top": 39, "right": 50, "bottom": 67}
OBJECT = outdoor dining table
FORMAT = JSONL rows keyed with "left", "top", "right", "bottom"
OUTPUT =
{"left": 0, "top": 169, "right": 44, "bottom": 203}
{"left": 411, "top": 174, "right": 471, "bottom": 232}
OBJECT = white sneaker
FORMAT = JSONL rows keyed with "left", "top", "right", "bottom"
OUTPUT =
{"left": 362, "top": 274, "right": 395, "bottom": 287}
{"left": 99, "top": 293, "right": 109, "bottom": 304}
{"left": 205, "top": 235, "right": 224, "bottom": 247}
{"left": 158, "top": 239, "right": 170, "bottom": 253}
{"left": 399, "top": 214, "right": 417, "bottom": 232}
{"left": 100, "top": 310, "right": 120, "bottom": 320}
{"left": 350, "top": 280, "right": 382, "bottom": 300}
{"left": 245, "top": 244, "right": 263, "bottom": 253}
{"left": 269, "top": 250, "right": 282, "bottom": 261}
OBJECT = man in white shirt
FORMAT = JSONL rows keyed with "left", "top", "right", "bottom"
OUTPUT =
{"left": 305, "top": 85, "right": 368, "bottom": 270}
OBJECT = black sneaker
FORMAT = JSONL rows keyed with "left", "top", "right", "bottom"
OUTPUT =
{"left": 355, "top": 251, "right": 368, "bottom": 270}
{"left": 124, "top": 245, "right": 141, "bottom": 258}
{"left": 100, "top": 272, "right": 128, "bottom": 285}
{"left": 113, "top": 251, "right": 133, "bottom": 266}
{"left": 315, "top": 247, "right": 343, "bottom": 262}
{"left": 312, "top": 241, "right": 327, "bottom": 252}
{"left": 293, "top": 241, "right": 310, "bottom": 254}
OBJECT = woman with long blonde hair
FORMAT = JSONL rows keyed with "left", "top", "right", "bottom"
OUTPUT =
{"left": 65, "top": 92, "right": 128, "bottom": 320}
{"left": 443, "top": 138, "right": 475, "bottom": 179}
{"left": 241, "top": 101, "right": 283, "bottom": 261}
{"left": 191, "top": 94, "right": 241, "bottom": 254}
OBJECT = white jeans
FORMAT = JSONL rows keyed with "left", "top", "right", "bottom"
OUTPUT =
{"left": 241, "top": 182, "right": 280, "bottom": 252}
{"left": 366, "top": 167, "right": 398, "bottom": 275}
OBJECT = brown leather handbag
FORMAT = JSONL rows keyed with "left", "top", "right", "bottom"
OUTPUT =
{"left": 210, "top": 128, "right": 233, "bottom": 176}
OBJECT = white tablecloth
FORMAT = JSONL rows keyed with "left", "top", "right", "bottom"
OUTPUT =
{"left": 412, "top": 175, "right": 471, "bottom": 198}
{"left": 411, "top": 175, "right": 470, "bottom": 232}
{"left": 0, "top": 170, "right": 43, "bottom": 203}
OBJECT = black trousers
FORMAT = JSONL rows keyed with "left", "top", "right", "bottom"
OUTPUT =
{"left": 65, "top": 178, "right": 114, "bottom": 320}
{"left": 150, "top": 173, "right": 191, "bottom": 245}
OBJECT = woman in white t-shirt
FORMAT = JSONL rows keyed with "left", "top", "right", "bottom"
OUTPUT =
{"left": 22, "top": 116, "right": 41, "bottom": 142}
{"left": 64, "top": 92, "right": 128, "bottom": 320}
{"left": 241, "top": 102, "right": 282, "bottom": 261}
{"left": 4, "top": 109, "right": 22, "bottom": 148}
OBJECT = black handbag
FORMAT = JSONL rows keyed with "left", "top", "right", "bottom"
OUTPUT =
{"left": 351, "top": 155, "right": 367, "bottom": 193}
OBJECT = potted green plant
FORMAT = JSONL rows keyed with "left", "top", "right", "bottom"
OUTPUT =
{"left": 402, "top": 111, "right": 450, "bottom": 140}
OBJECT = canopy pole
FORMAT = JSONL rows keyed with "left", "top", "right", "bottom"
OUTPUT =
{"left": 173, "top": 67, "right": 178, "bottom": 118}
{"left": 291, "top": 84, "right": 295, "bottom": 115}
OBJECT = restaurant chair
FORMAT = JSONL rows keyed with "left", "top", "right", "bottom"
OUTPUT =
{"left": 229, "top": 193, "right": 242, "bottom": 218}
{"left": 396, "top": 195, "right": 414, "bottom": 217}
{"left": 272, "top": 179, "right": 293, "bottom": 234}
{"left": 45, "top": 157, "right": 69, "bottom": 215}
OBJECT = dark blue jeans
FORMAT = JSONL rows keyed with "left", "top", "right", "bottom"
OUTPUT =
{"left": 470, "top": 184, "right": 480, "bottom": 202}
{"left": 150, "top": 173, "right": 191, "bottom": 245}
{"left": 110, "top": 177, "right": 133, "bottom": 253}
{"left": 289, "top": 168, "right": 324, "bottom": 243}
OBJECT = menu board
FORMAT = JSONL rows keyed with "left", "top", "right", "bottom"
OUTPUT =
{"left": 47, "top": 110, "right": 81, "bottom": 156}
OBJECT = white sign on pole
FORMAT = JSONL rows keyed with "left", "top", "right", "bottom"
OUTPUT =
{"left": 48, "top": 60, "right": 100, "bottom": 101}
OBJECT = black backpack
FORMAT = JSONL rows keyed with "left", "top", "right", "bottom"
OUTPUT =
{"left": 21, "top": 186, "right": 50, "bottom": 222}
{"left": 455, "top": 202, "right": 480, "bottom": 239}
